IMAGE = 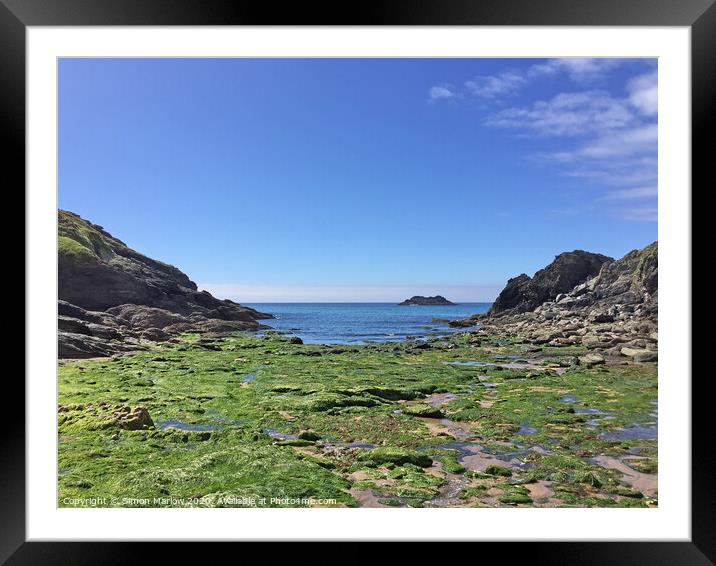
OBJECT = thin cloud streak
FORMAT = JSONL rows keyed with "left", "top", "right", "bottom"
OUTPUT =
{"left": 428, "top": 84, "right": 458, "bottom": 101}
{"left": 426, "top": 58, "right": 657, "bottom": 222}
{"left": 464, "top": 72, "right": 525, "bottom": 98}
{"left": 605, "top": 186, "right": 658, "bottom": 200}
{"left": 429, "top": 58, "right": 645, "bottom": 102}
{"left": 620, "top": 207, "right": 658, "bottom": 222}
{"left": 480, "top": 66, "right": 657, "bottom": 222}
{"left": 527, "top": 58, "right": 624, "bottom": 83}
{"left": 485, "top": 90, "right": 635, "bottom": 136}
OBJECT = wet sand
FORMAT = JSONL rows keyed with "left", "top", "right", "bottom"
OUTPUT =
{"left": 419, "top": 417, "right": 476, "bottom": 439}
{"left": 348, "top": 489, "right": 389, "bottom": 508}
{"left": 593, "top": 455, "right": 657, "bottom": 497}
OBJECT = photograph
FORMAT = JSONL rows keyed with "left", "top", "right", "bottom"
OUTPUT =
{"left": 56, "top": 56, "right": 660, "bottom": 510}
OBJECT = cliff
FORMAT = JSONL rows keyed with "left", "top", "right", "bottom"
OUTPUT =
{"left": 58, "top": 210, "right": 271, "bottom": 358}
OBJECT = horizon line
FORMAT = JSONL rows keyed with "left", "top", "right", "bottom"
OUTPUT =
{"left": 199, "top": 282, "right": 503, "bottom": 304}
{"left": 238, "top": 301, "right": 495, "bottom": 304}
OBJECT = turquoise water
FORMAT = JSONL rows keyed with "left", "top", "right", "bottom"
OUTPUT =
{"left": 244, "top": 302, "right": 491, "bottom": 344}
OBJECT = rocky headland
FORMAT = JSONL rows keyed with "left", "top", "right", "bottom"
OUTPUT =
{"left": 58, "top": 210, "right": 272, "bottom": 358}
{"left": 451, "top": 243, "right": 658, "bottom": 363}
{"left": 400, "top": 295, "right": 456, "bottom": 306}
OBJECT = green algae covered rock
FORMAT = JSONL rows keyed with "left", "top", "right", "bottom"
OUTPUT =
{"left": 297, "top": 430, "right": 321, "bottom": 441}
{"left": 485, "top": 464, "right": 512, "bottom": 477}
{"left": 402, "top": 404, "right": 444, "bottom": 418}
{"left": 358, "top": 447, "right": 433, "bottom": 468}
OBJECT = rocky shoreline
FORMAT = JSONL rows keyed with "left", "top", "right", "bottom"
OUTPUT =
{"left": 58, "top": 210, "right": 657, "bottom": 364}
{"left": 450, "top": 242, "right": 657, "bottom": 364}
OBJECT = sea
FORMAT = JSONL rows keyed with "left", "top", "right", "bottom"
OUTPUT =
{"left": 243, "top": 302, "right": 492, "bottom": 344}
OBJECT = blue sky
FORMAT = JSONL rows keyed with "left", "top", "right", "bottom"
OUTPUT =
{"left": 59, "top": 58, "right": 657, "bottom": 302}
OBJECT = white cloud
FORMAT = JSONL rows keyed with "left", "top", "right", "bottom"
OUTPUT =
{"left": 432, "top": 59, "right": 649, "bottom": 104}
{"left": 428, "top": 85, "right": 457, "bottom": 101}
{"left": 485, "top": 90, "right": 634, "bottom": 136}
{"left": 464, "top": 72, "right": 525, "bottom": 98}
{"left": 535, "top": 124, "right": 657, "bottom": 196}
{"left": 627, "top": 71, "right": 658, "bottom": 116}
{"left": 200, "top": 282, "right": 502, "bottom": 303}
{"left": 605, "top": 186, "right": 658, "bottom": 200}
{"left": 528, "top": 58, "right": 623, "bottom": 83}
{"left": 620, "top": 206, "right": 658, "bottom": 222}
{"left": 576, "top": 123, "right": 657, "bottom": 159}
{"left": 431, "top": 60, "right": 658, "bottom": 222}
{"left": 559, "top": 158, "right": 657, "bottom": 187}
{"left": 483, "top": 77, "right": 657, "bottom": 222}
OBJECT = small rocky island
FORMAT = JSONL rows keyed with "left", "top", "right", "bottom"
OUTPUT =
{"left": 399, "top": 295, "right": 456, "bottom": 306}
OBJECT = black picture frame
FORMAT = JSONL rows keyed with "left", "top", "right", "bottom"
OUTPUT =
{"left": 6, "top": 0, "right": 708, "bottom": 561}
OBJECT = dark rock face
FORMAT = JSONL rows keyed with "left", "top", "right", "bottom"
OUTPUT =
{"left": 59, "top": 210, "right": 270, "bottom": 321}
{"left": 58, "top": 330, "right": 141, "bottom": 359}
{"left": 400, "top": 295, "right": 456, "bottom": 306}
{"left": 58, "top": 210, "right": 272, "bottom": 358}
{"left": 489, "top": 250, "right": 613, "bottom": 315}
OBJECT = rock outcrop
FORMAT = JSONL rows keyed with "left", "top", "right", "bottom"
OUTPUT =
{"left": 400, "top": 295, "right": 455, "bottom": 306}
{"left": 489, "top": 250, "right": 613, "bottom": 315}
{"left": 451, "top": 242, "right": 658, "bottom": 361}
{"left": 58, "top": 210, "right": 272, "bottom": 358}
{"left": 58, "top": 402, "right": 155, "bottom": 430}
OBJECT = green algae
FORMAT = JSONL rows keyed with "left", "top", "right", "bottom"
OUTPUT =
{"left": 402, "top": 403, "right": 444, "bottom": 418}
{"left": 496, "top": 484, "right": 533, "bottom": 505}
{"left": 440, "top": 456, "right": 466, "bottom": 474}
{"left": 58, "top": 332, "right": 657, "bottom": 508}
{"left": 485, "top": 465, "right": 513, "bottom": 477}
{"left": 352, "top": 463, "right": 444, "bottom": 504}
{"left": 358, "top": 448, "right": 433, "bottom": 468}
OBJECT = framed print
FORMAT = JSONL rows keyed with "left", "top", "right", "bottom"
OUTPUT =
{"left": 6, "top": 0, "right": 710, "bottom": 561}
